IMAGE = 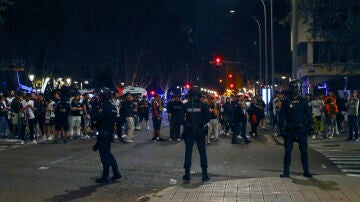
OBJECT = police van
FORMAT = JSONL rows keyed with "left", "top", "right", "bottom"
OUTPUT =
{"left": 122, "top": 86, "right": 147, "bottom": 97}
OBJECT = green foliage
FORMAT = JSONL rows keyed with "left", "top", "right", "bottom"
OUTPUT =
{"left": 0, "top": 0, "right": 14, "bottom": 25}
{"left": 296, "top": 0, "right": 360, "bottom": 59}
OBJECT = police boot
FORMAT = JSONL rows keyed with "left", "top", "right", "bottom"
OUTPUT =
{"left": 95, "top": 177, "right": 111, "bottom": 184}
{"left": 111, "top": 172, "right": 122, "bottom": 181}
{"left": 202, "top": 169, "right": 210, "bottom": 182}
{"left": 183, "top": 168, "right": 191, "bottom": 181}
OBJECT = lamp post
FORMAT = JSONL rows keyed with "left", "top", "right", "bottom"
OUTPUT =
{"left": 260, "top": 0, "right": 269, "bottom": 113}
{"left": 66, "top": 78, "right": 71, "bottom": 86}
{"left": 229, "top": 11, "right": 262, "bottom": 93}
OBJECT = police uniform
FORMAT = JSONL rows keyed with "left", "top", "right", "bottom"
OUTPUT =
{"left": 182, "top": 86, "right": 211, "bottom": 181}
{"left": 167, "top": 96, "right": 184, "bottom": 140}
{"left": 279, "top": 80, "right": 313, "bottom": 178}
{"left": 93, "top": 87, "right": 121, "bottom": 183}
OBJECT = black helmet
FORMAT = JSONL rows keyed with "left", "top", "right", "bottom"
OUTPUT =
{"left": 289, "top": 79, "right": 302, "bottom": 97}
{"left": 98, "top": 87, "right": 112, "bottom": 102}
{"left": 188, "top": 85, "right": 201, "bottom": 100}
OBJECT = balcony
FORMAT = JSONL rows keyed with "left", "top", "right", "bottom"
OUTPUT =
{"left": 297, "top": 63, "right": 360, "bottom": 78}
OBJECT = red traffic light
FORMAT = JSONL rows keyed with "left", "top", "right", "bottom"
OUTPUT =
{"left": 185, "top": 84, "right": 190, "bottom": 89}
{"left": 214, "top": 57, "right": 222, "bottom": 66}
{"left": 228, "top": 73, "right": 233, "bottom": 78}
{"left": 150, "top": 90, "right": 155, "bottom": 95}
{"left": 229, "top": 83, "right": 234, "bottom": 88}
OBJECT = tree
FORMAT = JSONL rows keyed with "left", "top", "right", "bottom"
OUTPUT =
{"left": 0, "top": 0, "right": 13, "bottom": 25}
{"left": 296, "top": 0, "right": 360, "bottom": 62}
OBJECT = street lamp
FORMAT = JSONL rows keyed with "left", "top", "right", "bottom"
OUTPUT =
{"left": 29, "top": 74, "right": 35, "bottom": 82}
{"left": 229, "top": 10, "right": 262, "bottom": 89}
{"left": 66, "top": 78, "right": 71, "bottom": 86}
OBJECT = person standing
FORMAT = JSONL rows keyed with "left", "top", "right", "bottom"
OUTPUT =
{"left": 0, "top": 95, "right": 8, "bottom": 138}
{"left": 34, "top": 93, "right": 46, "bottom": 140}
{"left": 82, "top": 93, "right": 91, "bottom": 139}
{"left": 345, "top": 91, "right": 359, "bottom": 141}
{"left": 167, "top": 95, "right": 184, "bottom": 141}
{"left": 92, "top": 87, "right": 122, "bottom": 183}
{"left": 123, "top": 93, "right": 135, "bottom": 143}
{"left": 279, "top": 80, "right": 313, "bottom": 178}
{"left": 54, "top": 94, "right": 71, "bottom": 144}
{"left": 151, "top": 94, "right": 164, "bottom": 142}
{"left": 138, "top": 95, "right": 150, "bottom": 130}
{"left": 182, "top": 86, "right": 211, "bottom": 182}
{"left": 232, "top": 98, "right": 251, "bottom": 144}
{"left": 21, "top": 93, "right": 37, "bottom": 144}
{"left": 248, "top": 97, "right": 260, "bottom": 138}
{"left": 207, "top": 97, "right": 219, "bottom": 143}
{"left": 308, "top": 95, "right": 325, "bottom": 139}
{"left": 70, "top": 92, "right": 83, "bottom": 139}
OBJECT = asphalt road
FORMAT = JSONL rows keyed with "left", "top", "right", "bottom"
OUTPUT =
{"left": 0, "top": 123, "right": 341, "bottom": 202}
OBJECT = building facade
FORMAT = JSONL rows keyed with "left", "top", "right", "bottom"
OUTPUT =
{"left": 291, "top": 0, "right": 360, "bottom": 95}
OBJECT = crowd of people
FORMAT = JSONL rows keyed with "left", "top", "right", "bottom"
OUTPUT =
{"left": 1, "top": 87, "right": 358, "bottom": 146}
{"left": 270, "top": 90, "right": 359, "bottom": 142}
{"left": 0, "top": 88, "right": 270, "bottom": 145}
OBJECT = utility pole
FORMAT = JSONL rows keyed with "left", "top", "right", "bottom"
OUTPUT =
{"left": 270, "top": 0, "right": 275, "bottom": 97}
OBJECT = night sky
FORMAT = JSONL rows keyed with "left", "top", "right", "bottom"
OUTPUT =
{"left": 0, "top": 0, "right": 291, "bottom": 89}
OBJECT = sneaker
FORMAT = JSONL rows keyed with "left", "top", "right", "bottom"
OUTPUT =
{"left": 41, "top": 135, "right": 47, "bottom": 141}
{"left": 312, "top": 135, "right": 316, "bottom": 140}
{"left": 355, "top": 138, "right": 359, "bottom": 142}
{"left": 246, "top": 135, "right": 251, "bottom": 139}
{"left": 328, "top": 135, "right": 333, "bottom": 139}
{"left": 147, "top": 126, "right": 150, "bottom": 130}
{"left": 237, "top": 135, "right": 243, "bottom": 139}
{"left": 206, "top": 141, "right": 210, "bottom": 145}
{"left": 136, "top": 126, "right": 141, "bottom": 130}
{"left": 169, "top": 138, "right": 173, "bottom": 142}
{"left": 177, "top": 139, "right": 181, "bottom": 141}
{"left": 48, "top": 136, "right": 54, "bottom": 141}
{"left": 152, "top": 137, "right": 157, "bottom": 142}
{"left": 125, "top": 139, "right": 134, "bottom": 143}
{"left": 121, "top": 135, "right": 127, "bottom": 139}
{"left": 30, "top": 140, "right": 37, "bottom": 144}
{"left": 20, "top": 140, "right": 25, "bottom": 145}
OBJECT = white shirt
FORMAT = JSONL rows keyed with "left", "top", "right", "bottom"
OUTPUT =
{"left": 308, "top": 99, "right": 325, "bottom": 116}
{"left": 21, "top": 100, "right": 35, "bottom": 119}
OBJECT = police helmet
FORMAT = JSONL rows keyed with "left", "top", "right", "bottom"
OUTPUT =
{"left": 188, "top": 86, "right": 201, "bottom": 99}
{"left": 289, "top": 80, "right": 302, "bottom": 96}
{"left": 98, "top": 87, "right": 112, "bottom": 101}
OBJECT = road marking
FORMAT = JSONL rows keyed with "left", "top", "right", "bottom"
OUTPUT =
{"left": 341, "top": 169, "right": 360, "bottom": 173}
{"left": 50, "top": 156, "right": 73, "bottom": 164}
{"left": 346, "top": 174, "right": 360, "bottom": 177}
{"left": 333, "top": 161, "right": 360, "bottom": 165}
{"left": 329, "top": 158, "right": 360, "bottom": 161}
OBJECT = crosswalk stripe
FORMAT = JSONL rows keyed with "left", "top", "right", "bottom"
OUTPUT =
{"left": 337, "top": 165, "right": 360, "bottom": 169}
{"left": 346, "top": 174, "right": 360, "bottom": 177}
{"left": 333, "top": 161, "right": 360, "bottom": 165}
{"left": 329, "top": 158, "right": 360, "bottom": 161}
{"left": 341, "top": 169, "right": 360, "bottom": 173}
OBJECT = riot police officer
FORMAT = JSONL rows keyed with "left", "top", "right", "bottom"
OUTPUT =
{"left": 279, "top": 80, "right": 313, "bottom": 178}
{"left": 92, "top": 87, "right": 122, "bottom": 183}
{"left": 182, "top": 86, "right": 211, "bottom": 181}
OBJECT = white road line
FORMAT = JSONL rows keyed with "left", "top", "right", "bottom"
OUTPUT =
{"left": 329, "top": 158, "right": 360, "bottom": 161}
{"left": 333, "top": 161, "right": 360, "bottom": 165}
{"left": 337, "top": 165, "right": 360, "bottom": 168}
{"left": 50, "top": 156, "right": 73, "bottom": 164}
{"left": 341, "top": 169, "right": 360, "bottom": 173}
{"left": 346, "top": 174, "right": 360, "bottom": 177}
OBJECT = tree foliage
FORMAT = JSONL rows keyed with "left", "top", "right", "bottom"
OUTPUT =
{"left": 0, "top": 0, "right": 13, "bottom": 25}
{"left": 0, "top": 0, "right": 196, "bottom": 89}
{"left": 296, "top": 0, "right": 360, "bottom": 61}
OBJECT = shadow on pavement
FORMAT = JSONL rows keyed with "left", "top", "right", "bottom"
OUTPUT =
{"left": 45, "top": 182, "right": 107, "bottom": 202}
{"left": 291, "top": 177, "right": 340, "bottom": 191}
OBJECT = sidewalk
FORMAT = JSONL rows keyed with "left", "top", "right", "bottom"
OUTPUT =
{"left": 148, "top": 175, "right": 360, "bottom": 202}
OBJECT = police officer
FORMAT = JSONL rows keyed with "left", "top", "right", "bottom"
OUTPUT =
{"left": 167, "top": 94, "right": 184, "bottom": 141}
{"left": 92, "top": 87, "right": 122, "bottom": 183}
{"left": 182, "top": 86, "right": 211, "bottom": 181}
{"left": 279, "top": 80, "right": 313, "bottom": 178}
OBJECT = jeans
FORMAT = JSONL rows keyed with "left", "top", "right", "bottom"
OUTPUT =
{"left": 348, "top": 115, "right": 359, "bottom": 139}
